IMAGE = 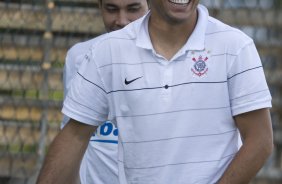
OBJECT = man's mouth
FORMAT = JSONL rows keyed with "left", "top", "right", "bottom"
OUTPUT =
{"left": 168, "top": 0, "right": 191, "bottom": 5}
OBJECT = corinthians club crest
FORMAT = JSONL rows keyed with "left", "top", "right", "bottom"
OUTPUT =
{"left": 191, "top": 50, "right": 211, "bottom": 77}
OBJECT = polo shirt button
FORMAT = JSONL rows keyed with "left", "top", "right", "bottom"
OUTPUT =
{"left": 164, "top": 85, "right": 169, "bottom": 89}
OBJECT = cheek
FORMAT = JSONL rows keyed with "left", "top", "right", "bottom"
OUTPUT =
{"left": 128, "top": 12, "right": 146, "bottom": 21}
{"left": 102, "top": 15, "right": 116, "bottom": 27}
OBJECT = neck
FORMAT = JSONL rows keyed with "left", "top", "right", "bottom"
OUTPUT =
{"left": 148, "top": 11, "right": 198, "bottom": 61}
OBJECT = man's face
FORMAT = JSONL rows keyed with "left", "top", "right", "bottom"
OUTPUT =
{"left": 150, "top": 0, "right": 199, "bottom": 24}
{"left": 100, "top": 0, "right": 149, "bottom": 32}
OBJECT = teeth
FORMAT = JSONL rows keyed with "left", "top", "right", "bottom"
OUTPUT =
{"left": 169, "top": 0, "right": 190, "bottom": 4}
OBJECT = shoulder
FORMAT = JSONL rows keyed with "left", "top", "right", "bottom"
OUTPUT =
{"left": 92, "top": 15, "right": 145, "bottom": 49}
{"left": 65, "top": 34, "right": 108, "bottom": 71}
{"left": 89, "top": 20, "right": 143, "bottom": 67}
{"left": 67, "top": 34, "right": 107, "bottom": 59}
{"left": 206, "top": 16, "right": 254, "bottom": 53}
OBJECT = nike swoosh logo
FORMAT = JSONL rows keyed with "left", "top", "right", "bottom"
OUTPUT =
{"left": 125, "top": 76, "right": 143, "bottom": 85}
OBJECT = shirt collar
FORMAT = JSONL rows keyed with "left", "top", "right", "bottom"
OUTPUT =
{"left": 183, "top": 4, "right": 208, "bottom": 51}
{"left": 135, "top": 11, "right": 153, "bottom": 50}
{"left": 135, "top": 4, "right": 209, "bottom": 52}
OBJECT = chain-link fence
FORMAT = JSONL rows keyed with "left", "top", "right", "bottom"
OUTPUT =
{"left": 0, "top": 0, "right": 281, "bottom": 183}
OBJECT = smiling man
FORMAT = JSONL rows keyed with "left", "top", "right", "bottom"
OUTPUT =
{"left": 37, "top": 0, "right": 273, "bottom": 183}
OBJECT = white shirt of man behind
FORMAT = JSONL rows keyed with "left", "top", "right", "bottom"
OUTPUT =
{"left": 62, "top": 36, "right": 118, "bottom": 184}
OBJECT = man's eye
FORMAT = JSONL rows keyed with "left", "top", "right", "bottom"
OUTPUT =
{"left": 128, "top": 6, "right": 141, "bottom": 12}
{"left": 105, "top": 7, "right": 118, "bottom": 13}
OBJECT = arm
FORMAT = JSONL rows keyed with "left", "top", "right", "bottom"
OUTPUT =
{"left": 36, "top": 119, "right": 97, "bottom": 184}
{"left": 217, "top": 108, "right": 273, "bottom": 184}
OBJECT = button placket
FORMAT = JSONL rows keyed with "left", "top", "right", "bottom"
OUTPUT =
{"left": 161, "top": 65, "right": 173, "bottom": 99}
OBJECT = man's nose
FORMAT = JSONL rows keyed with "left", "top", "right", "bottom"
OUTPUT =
{"left": 115, "top": 11, "right": 130, "bottom": 28}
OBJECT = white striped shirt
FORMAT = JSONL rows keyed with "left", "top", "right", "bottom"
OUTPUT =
{"left": 63, "top": 5, "right": 272, "bottom": 184}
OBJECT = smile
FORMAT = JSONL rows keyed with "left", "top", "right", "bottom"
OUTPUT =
{"left": 168, "top": 0, "right": 191, "bottom": 5}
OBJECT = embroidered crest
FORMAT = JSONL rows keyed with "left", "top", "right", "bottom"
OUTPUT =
{"left": 190, "top": 49, "right": 210, "bottom": 77}
{"left": 191, "top": 55, "right": 209, "bottom": 77}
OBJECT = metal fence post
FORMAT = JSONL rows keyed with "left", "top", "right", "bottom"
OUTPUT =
{"left": 27, "top": 1, "right": 54, "bottom": 183}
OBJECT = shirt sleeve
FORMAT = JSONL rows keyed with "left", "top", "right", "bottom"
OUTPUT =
{"left": 227, "top": 41, "right": 272, "bottom": 116}
{"left": 61, "top": 49, "right": 75, "bottom": 128}
{"left": 62, "top": 48, "right": 109, "bottom": 126}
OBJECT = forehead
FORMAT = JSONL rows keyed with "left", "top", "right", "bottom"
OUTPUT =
{"left": 101, "top": 0, "right": 147, "bottom": 6}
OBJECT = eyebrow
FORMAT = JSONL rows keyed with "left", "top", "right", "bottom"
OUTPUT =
{"left": 104, "top": 2, "right": 142, "bottom": 8}
{"left": 127, "top": 3, "right": 142, "bottom": 8}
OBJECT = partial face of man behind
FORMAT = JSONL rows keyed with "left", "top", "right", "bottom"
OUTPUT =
{"left": 99, "top": 0, "right": 149, "bottom": 32}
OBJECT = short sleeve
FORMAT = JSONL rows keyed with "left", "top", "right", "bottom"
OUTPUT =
{"left": 61, "top": 48, "right": 77, "bottom": 128}
{"left": 228, "top": 41, "right": 272, "bottom": 116}
{"left": 62, "top": 49, "right": 109, "bottom": 126}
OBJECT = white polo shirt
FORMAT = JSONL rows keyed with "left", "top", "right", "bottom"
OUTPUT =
{"left": 62, "top": 36, "right": 118, "bottom": 184}
{"left": 63, "top": 5, "right": 272, "bottom": 184}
